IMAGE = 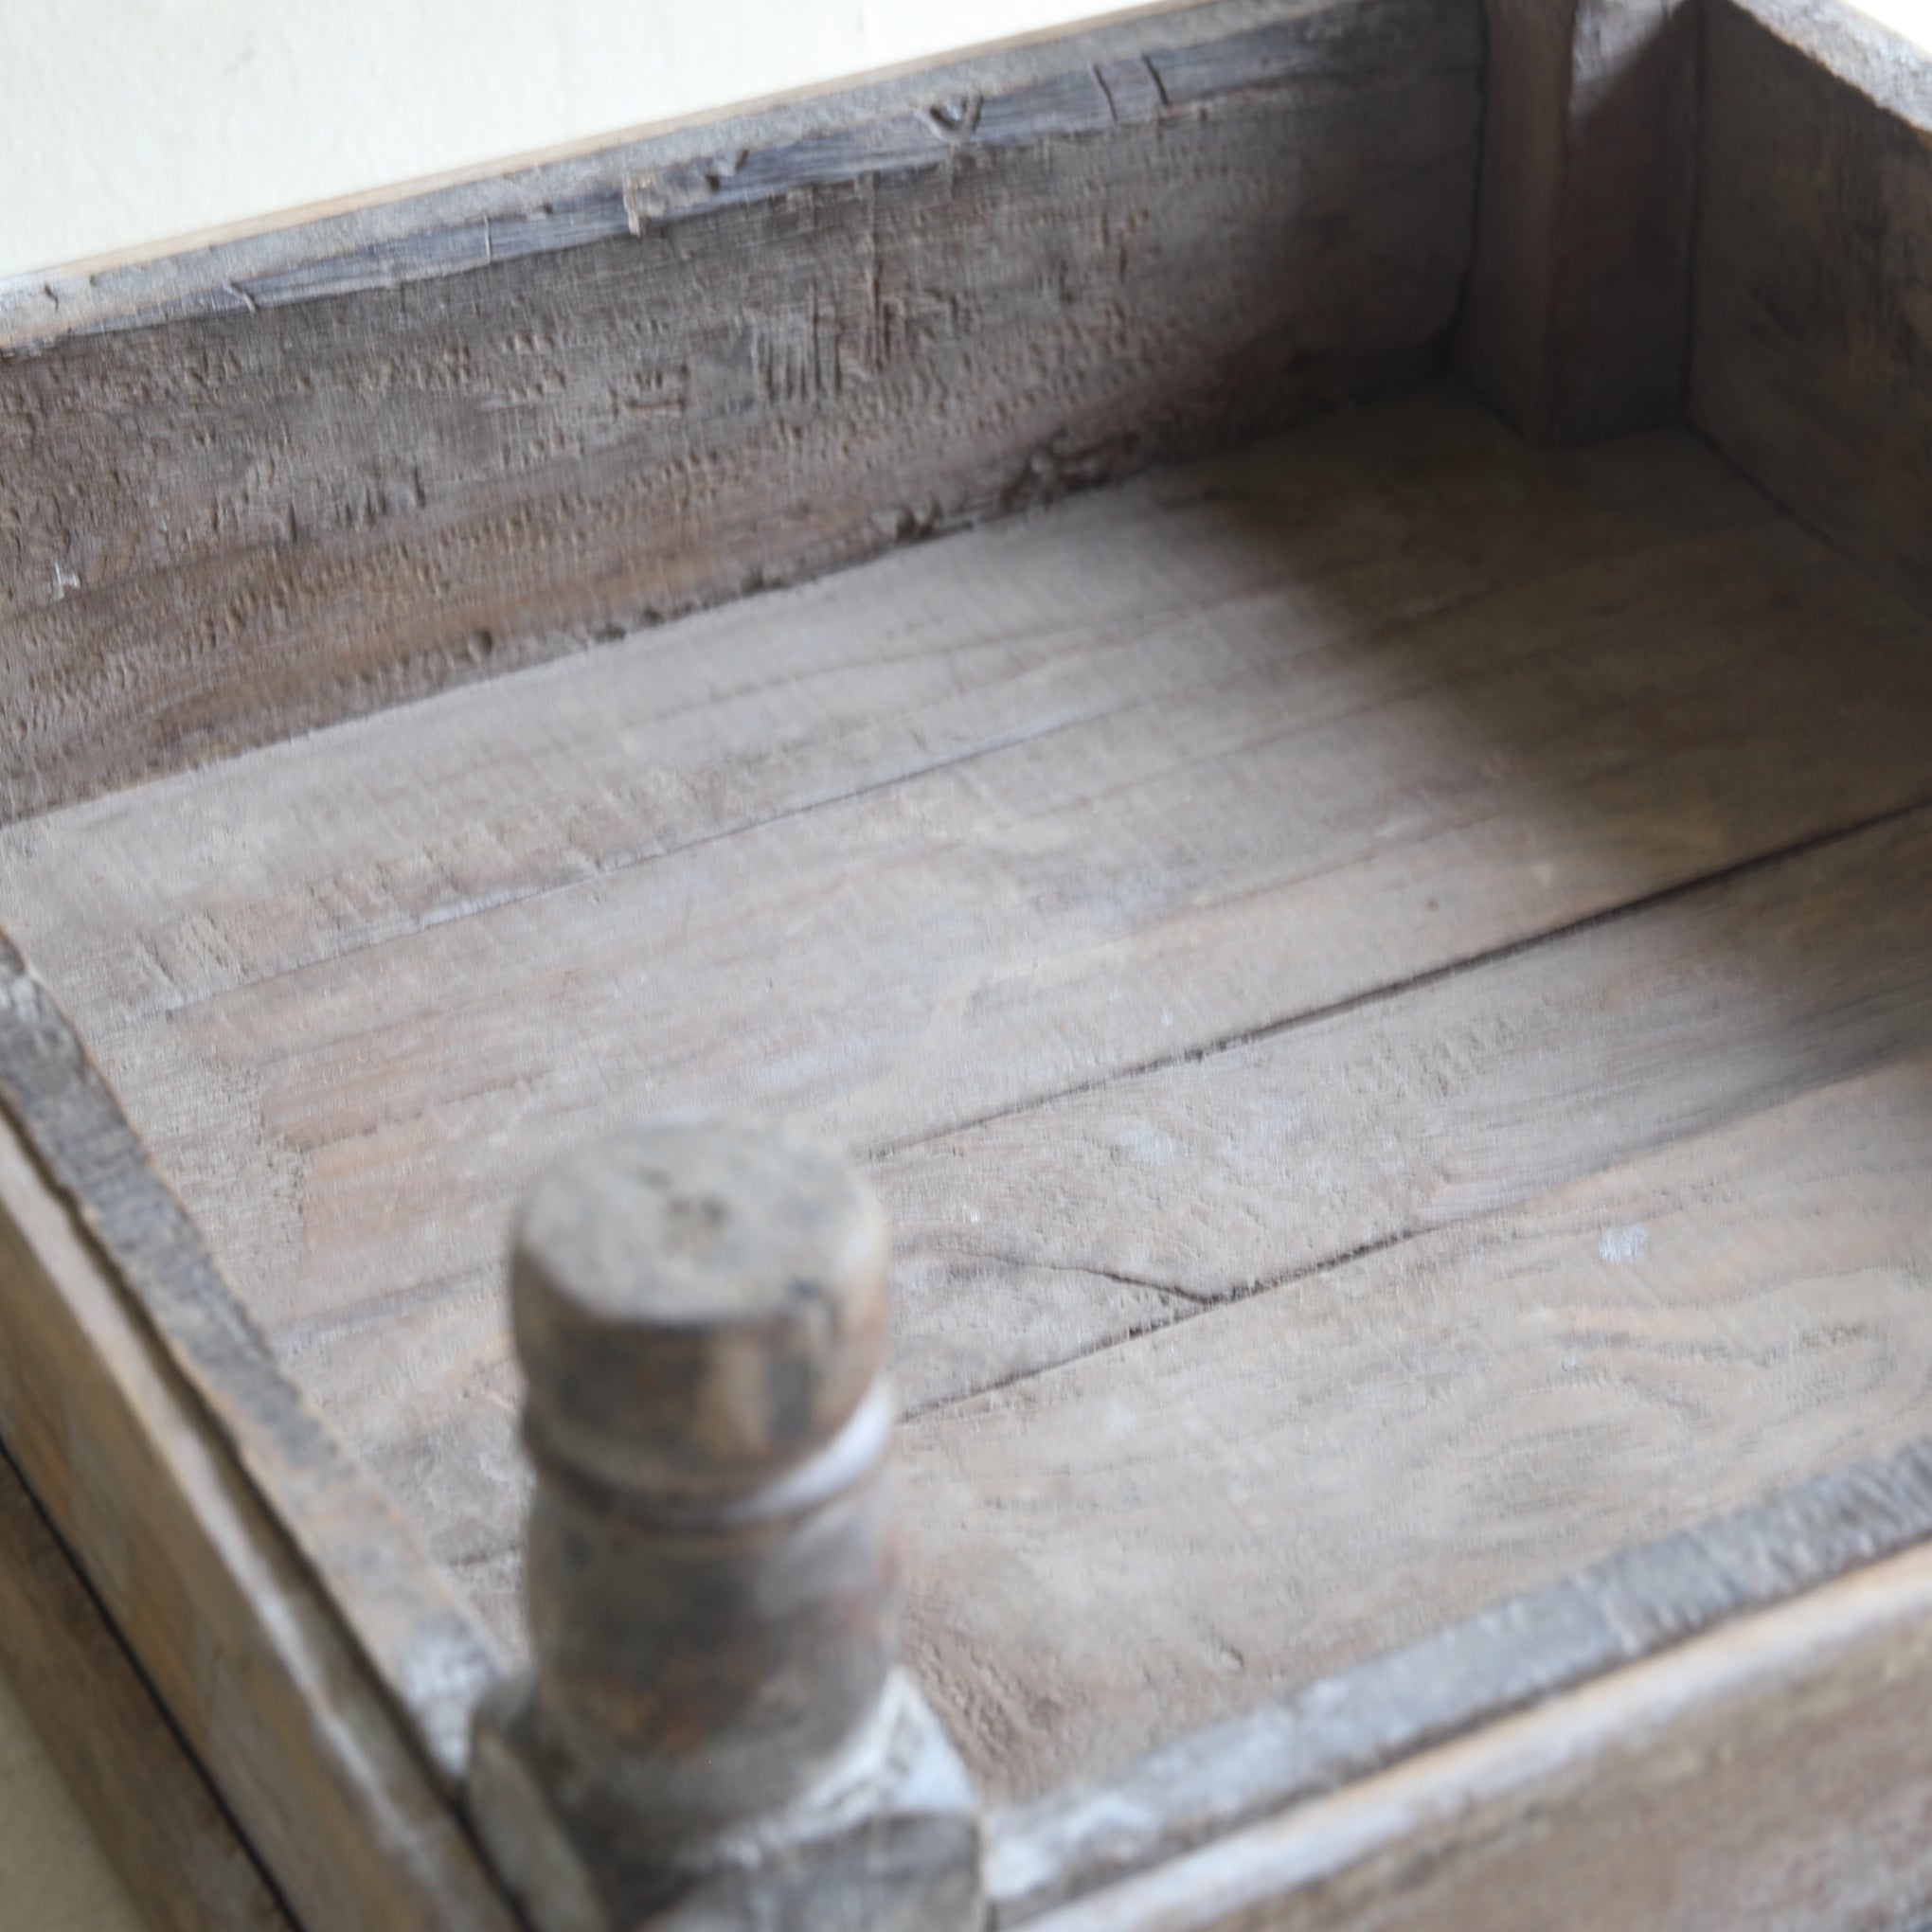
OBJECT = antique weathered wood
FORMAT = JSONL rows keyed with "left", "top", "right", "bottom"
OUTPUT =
{"left": 0, "top": 1094, "right": 519, "bottom": 1932}
{"left": 987, "top": 1436, "right": 1932, "bottom": 1920}
{"left": 1458, "top": 0, "right": 1699, "bottom": 443}
{"left": 1022, "top": 1536, "right": 1932, "bottom": 1930}
{"left": 468, "top": 1120, "right": 980, "bottom": 1931}
{"left": 0, "top": 0, "right": 1479, "bottom": 827}
{"left": 0, "top": 1440, "right": 295, "bottom": 1932}
{"left": 7, "top": 386, "right": 1932, "bottom": 1828}
{"left": 896, "top": 1031, "right": 1932, "bottom": 1803}
{"left": 1691, "top": 0, "right": 1932, "bottom": 616}
{"left": 5, "top": 7, "right": 1932, "bottom": 1920}
{"left": 0, "top": 933, "right": 501, "bottom": 1780}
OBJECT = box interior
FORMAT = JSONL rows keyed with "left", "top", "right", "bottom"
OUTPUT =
{"left": 6, "top": 378, "right": 1931, "bottom": 1805}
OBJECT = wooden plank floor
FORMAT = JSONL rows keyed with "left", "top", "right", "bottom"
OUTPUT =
{"left": 7, "top": 382, "right": 1932, "bottom": 1806}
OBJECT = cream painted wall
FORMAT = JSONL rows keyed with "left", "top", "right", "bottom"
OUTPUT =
{"left": 0, "top": 1669, "right": 144, "bottom": 1932}
{"left": 0, "top": 0, "right": 1117, "bottom": 279}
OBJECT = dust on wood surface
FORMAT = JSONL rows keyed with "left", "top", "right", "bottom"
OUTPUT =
{"left": 6, "top": 383, "right": 1932, "bottom": 1805}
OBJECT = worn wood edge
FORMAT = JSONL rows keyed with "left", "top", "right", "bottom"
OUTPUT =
{"left": 1714, "top": 0, "right": 1932, "bottom": 125}
{"left": 985, "top": 1432, "right": 1932, "bottom": 1922}
{"left": 1021, "top": 1533, "right": 1932, "bottom": 1930}
{"left": 0, "top": 1436, "right": 296, "bottom": 1932}
{"left": 0, "top": 927, "right": 503, "bottom": 1785}
{"left": 0, "top": 1085, "right": 520, "bottom": 1932}
{"left": 0, "top": 0, "right": 1395, "bottom": 354}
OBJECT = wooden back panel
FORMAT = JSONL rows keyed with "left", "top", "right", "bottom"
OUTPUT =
{"left": 0, "top": 0, "right": 1479, "bottom": 827}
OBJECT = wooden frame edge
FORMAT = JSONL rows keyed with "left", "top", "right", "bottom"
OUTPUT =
{"left": 0, "top": 0, "right": 1409, "bottom": 356}
{"left": 989, "top": 1434, "right": 1932, "bottom": 1922}
{"left": 0, "top": 930, "right": 500, "bottom": 1781}
{"left": 1024, "top": 1534, "right": 1932, "bottom": 1929}
{"left": 0, "top": 1436, "right": 296, "bottom": 1932}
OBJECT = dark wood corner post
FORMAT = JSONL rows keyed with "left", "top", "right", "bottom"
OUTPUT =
{"left": 1458, "top": 0, "right": 1701, "bottom": 446}
{"left": 469, "top": 1120, "right": 983, "bottom": 1931}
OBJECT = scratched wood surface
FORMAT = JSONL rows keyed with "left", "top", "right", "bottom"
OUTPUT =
{"left": 6, "top": 383, "right": 1932, "bottom": 1808}
{"left": 1457, "top": 0, "right": 1698, "bottom": 444}
{"left": 0, "top": 0, "right": 1479, "bottom": 826}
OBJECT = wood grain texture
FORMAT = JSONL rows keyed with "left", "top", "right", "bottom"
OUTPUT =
{"left": 1457, "top": 0, "right": 1700, "bottom": 444}
{"left": 0, "top": 934, "right": 501, "bottom": 1782}
{"left": 0, "top": 1440, "right": 294, "bottom": 1932}
{"left": 0, "top": 1106, "right": 520, "bottom": 1932}
{"left": 1691, "top": 0, "right": 1932, "bottom": 617}
{"left": 1022, "top": 1537, "right": 1932, "bottom": 1931}
{"left": 899, "top": 1034, "right": 1932, "bottom": 1803}
{"left": 8, "top": 389, "right": 1932, "bottom": 1820}
{"left": 0, "top": 0, "right": 1480, "bottom": 826}
{"left": 987, "top": 1435, "right": 1932, "bottom": 1921}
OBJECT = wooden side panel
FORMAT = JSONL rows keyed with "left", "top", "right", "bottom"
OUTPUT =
{"left": 0, "top": 0, "right": 1480, "bottom": 826}
{"left": 1457, "top": 0, "right": 1699, "bottom": 443}
{"left": 1024, "top": 1539, "right": 1932, "bottom": 1931}
{"left": 0, "top": 1442, "right": 294, "bottom": 1932}
{"left": 0, "top": 1110, "right": 519, "bottom": 1930}
{"left": 1692, "top": 0, "right": 1932, "bottom": 617}
{"left": 986, "top": 1436, "right": 1932, "bottom": 1921}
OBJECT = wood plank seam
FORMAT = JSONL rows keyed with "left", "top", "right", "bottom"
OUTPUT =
{"left": 108, "top": 611, "right": 1322, "bottom": 1032}
{"left": 0, "top": 0, "right": 1480, "bottom": 825}
{"left": 870, "top": 787, "right": 1932, "bottom": 1169}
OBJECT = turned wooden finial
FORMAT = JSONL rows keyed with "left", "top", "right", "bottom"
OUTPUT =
{"left": 468, "top": 1119, "right": 981, "bottom": 1932}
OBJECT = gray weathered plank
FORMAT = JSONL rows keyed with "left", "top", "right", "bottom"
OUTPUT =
{"left": 1691, "top": 0, "right": 1932, "bottom": 617}
{"left": 0, "top": 0, "right": 1479, "bottom": 826}
{"left": 0, "top": 1440, "right": 295, "bottom": 1932}
{"left": 0, "top": 934, "right": 501, "bottom": 1781}
{"left": 899, "top": 1043, "right": 1932, "bottom": 1802}
{"left": 986, "top": 1434, "right": 1932, "bottom": 1921}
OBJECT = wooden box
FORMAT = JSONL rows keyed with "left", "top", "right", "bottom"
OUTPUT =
{"left": 5, "top": 0, "right": 1932, "bottom": 1924}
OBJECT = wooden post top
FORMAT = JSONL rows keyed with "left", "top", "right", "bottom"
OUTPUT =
{"left": 473, "top": 1118, "right": 982, "bottom": 1932}
{"left": 510, "top": 1119, "right": 891, "bottom": 1498}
